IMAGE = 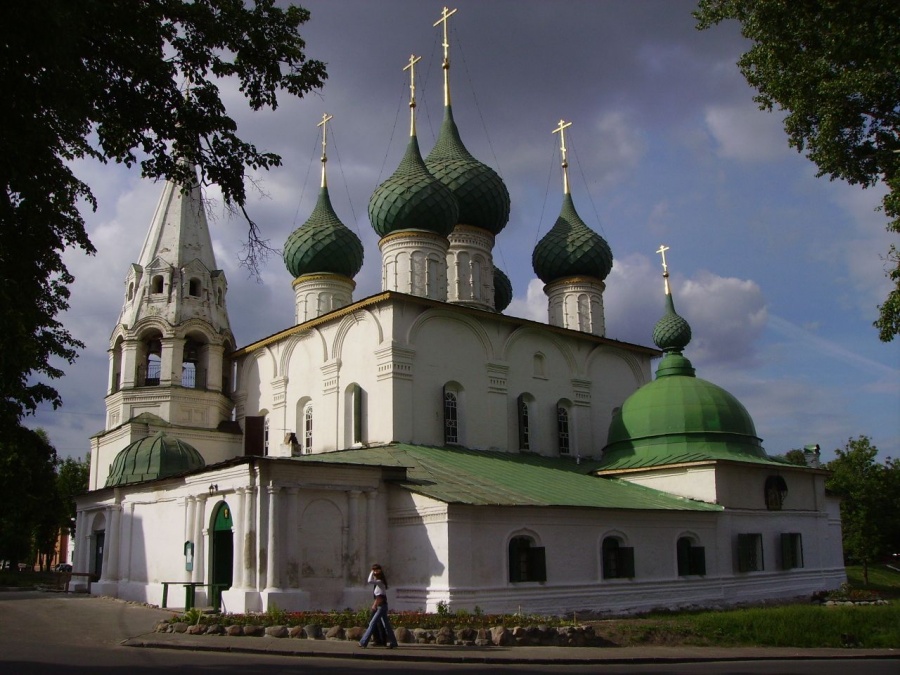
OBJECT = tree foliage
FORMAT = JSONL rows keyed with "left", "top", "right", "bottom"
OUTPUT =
{"left": 779, "top": 449, "right": 808, "bottom": 466}
{"left": 0, "top": 428, "right": 59, "bottom": 566}
{"left": 0, "top": 1, "right": 326, "bottom": 429}
{"left": 695, "top": 0, "right": 900, "bottom": 341}
{"left": 825, "top": 435, "right": 899, "bottom": 584}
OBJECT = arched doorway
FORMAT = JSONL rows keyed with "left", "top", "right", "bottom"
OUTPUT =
{"left": 209, "top": 501, "right": 233, "bottom": 609}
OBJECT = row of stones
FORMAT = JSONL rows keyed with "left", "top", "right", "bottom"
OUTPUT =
{"left": 157, "top": 621, "right": 601, "bottom": 647}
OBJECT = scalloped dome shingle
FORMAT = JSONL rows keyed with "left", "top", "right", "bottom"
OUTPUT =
{"left": 369, "top": 137, "right": 459, "bottom": 238}
{"left": 284, "top": 187, "right": 364, "bottom": 279}
{"left": 493, "top": 267, "right": 513, "bottom": 312}
{"left": 532, "top": 194, "right": 613, "bottom": 283}
{"left": 425, "top": 107, "right": 510, "bottom": 235}
{"left": 105, "top": 432, "right": 206, "bottom": 487}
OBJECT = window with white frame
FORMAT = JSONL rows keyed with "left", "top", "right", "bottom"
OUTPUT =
{"left": 303, "top": 404, "right": 314, "bottom": 454}
{"left": 517, "top": 394, "right": 531, "bottom": 450}
{"left": 556, "top": 404, "right": 570, "bottom": 455}
{"left": 443, "top": 385, "right": 459, "bottom": 445}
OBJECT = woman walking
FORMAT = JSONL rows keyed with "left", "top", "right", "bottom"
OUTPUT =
{"left": 359, "top": 563, "right": 398, "bottom": 648}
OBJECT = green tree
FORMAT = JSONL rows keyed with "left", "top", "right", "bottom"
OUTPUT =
{"left": 0, "top": 428, "right": 59, "bottom": 568}
{"left": 694, "top": 1, "right": 900, "bottom": 341}
{"left": 825, "top": 435, "right": 896, "bottom": 584}
{"left": 56, "top": 456, "right": 90, "bottom": 537}
{"left": 779, "top": 449, "right": 808, "bottom": 466}
{"left": 0, "top": 1, "right": 326, "bottom": 431}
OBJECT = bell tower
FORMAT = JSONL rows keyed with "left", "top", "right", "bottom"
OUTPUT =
{"left": 90, "top": 165, "right": 239, "bottom": 490}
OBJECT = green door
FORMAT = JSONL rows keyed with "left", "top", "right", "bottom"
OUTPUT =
{"left": 209, "top": 502, "right": 233, "bottom": 609}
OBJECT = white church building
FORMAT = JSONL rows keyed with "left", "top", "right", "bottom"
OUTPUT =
{"left": 74, "top": 15, "right": 844, "bottom": 615}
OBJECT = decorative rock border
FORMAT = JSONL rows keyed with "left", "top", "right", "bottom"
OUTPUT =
{"left": 156, "top": 621, "right": 603, "bottom": 647}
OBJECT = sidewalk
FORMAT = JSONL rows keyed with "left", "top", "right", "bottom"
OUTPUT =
{"left": 124, "top": 631, "right": 899, "bottom": 665}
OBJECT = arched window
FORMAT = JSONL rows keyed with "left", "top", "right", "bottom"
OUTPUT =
{"left": 151, "top": 275, "right": 164, "bottom": 294}
{"left": 216, "top": 287, "right": 223, "bottom": 307}
{"left": 602, "top": 536, "right": 635, "bottom": 579}
{"left": 517, "top": 394, "right": 531, "bottom": 451}
{"left": 677, "top": 536, "right": 706, "bottom": 576}
{"left": 443, "top": 389, "right": 458, "bottom": 445}
{"left": 557, "top": 405, "right": 570, "bottom": 455}
{"left": 127, "top": 282, "right": 135, "bottom": 301}
{"left": 303, "top": 404, "right": 314, "bottom": 454}
{"left": 348, "top": 384, "right": 364, "bottom": 446}
{"left": 263, "top": 416, "right": 270, "bottom": 456}
{"left": 188, "top": 277, "right": 201, "bottom": 297}
{"left": 508, "top": 536, "right": 546, "bottom": 583}
{"left": 533, "top": 353, "right": 546, "bottom": 378}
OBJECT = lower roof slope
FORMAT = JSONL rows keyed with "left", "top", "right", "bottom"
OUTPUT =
{"left": 296, "top": 443, "right": 722, "bottom": 511}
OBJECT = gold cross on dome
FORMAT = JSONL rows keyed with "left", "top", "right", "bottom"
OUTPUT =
{"left": 316, "top": 113, "right": 333, "bottom": 187}
{"left": 433, "top": 7, "right": 458, "bottom": 105}
{"left": 403, "top": 54, "right": 423, "bottom": 135}
{"left": 656, "top": 244, "right": 671, "bottom": 294}
{"left": 553, "top": 119, "right": 573, "bottom": 195}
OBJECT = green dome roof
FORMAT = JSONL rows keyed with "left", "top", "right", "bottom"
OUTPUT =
{"left": 532, "top": 193, "right": 613, "bottom": 283}
{"left": 284, "top": 187, "right": 364, "bottom": 279}
{"left": 369, "top": 136, "right": 459, "bottom": 238}
{"left": 493, "top": 267, "right": 513, "bottom": 312}
{"left": 600, "top": 296, "right": 769, "bottom": 470}
{"left": 105, "top": 431, "right": 206, "bottom": 487}
{"left": 425, "top": 106, "right": 510, "bottom": 235}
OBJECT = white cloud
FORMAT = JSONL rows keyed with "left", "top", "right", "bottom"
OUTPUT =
{"left": 704, "top": 103, "right": 788, "bottom": 162}
{"left": 505, "top": 278, "right": 546, "bottom": 323}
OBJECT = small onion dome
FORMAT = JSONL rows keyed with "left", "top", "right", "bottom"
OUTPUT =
{"left": 425, "top": 107, "right": 510, "bottom": 235}
{"left": 369, "top": 136, "right": 459, "bottom": 238}
{"left": 284, "top": 187, "right": 364, "bottom": 279}
{"left": 652, "top": 293, "right": 692, "bottom": 354}
{"left": 105, "top": 431, "right": 205, "bottom": 487}
{"left": 532, "top": 193, "right": 613, "bottom": 283}
{"left": 493, "top": 267, "right": 513, "bottom": 313}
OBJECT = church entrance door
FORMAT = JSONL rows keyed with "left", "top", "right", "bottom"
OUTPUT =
{"left": 209, "top": 502, "right": 233, "bottom": 609}
{"left": 93, "top": 531, "right": 105, "bottom": 577}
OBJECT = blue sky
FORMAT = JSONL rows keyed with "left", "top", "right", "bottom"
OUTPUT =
{"left": 29, "top": 1, "right": 898, "bottom": 463}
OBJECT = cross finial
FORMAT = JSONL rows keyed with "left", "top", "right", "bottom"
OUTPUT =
{"left": 553, "top": 119, "right": 573, "bottom": 195}
{"left": 434, "top": 6, "right": 458, "bottom": 106}
{"left": 317, "top": 113, "right": 333, "bottom": 188}
{"left": 656, "top": 244, "right": 671, "bottom": 295}
{"left": 403, "top": 54, "right": 423, "bottom": 137}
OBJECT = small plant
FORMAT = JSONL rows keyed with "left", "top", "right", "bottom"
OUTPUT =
{"left": 436, "top": 600, "right": 450, "bottom": 617}
{"left": 265, "top": 602, "right": 288, "bottom": 625}
{"left": 182, "top": 607, "right": 203, "bottom": 625}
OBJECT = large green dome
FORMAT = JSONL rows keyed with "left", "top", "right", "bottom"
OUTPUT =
{"left": 284, "top": 187, "right": 364, "bottom": 279}
{"left": 369, "top": 136, "right": 459, "bottom": 238}
{"left": 105, "top": 431, "right": 206, "bottom": 487}
{"left": 600, "top": 291, "right": 768, "bottom": 470}
{"left": 532, "top": 194, "right": 613, "bottom": 283}
{"left": 425, "top": 106, "right": 510, "bottom": 235}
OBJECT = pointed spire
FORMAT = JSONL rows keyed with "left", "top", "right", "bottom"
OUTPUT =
{"left": 434, "top": 6, "right": 458, "bottom": 107}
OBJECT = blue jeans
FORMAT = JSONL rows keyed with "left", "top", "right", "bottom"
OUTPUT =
{"left": 360, "top": 599, "right": 397, "bottom": 647}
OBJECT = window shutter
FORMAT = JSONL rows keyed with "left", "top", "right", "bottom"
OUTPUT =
{"left": 529, "top": 547, "right": 547, "bottom": 582}
{"left": 690, "top": 546, "right": 706, "bottom": 576}
{"left": 677, "top": 538, "right": 691, "bottom": 576}
{"left": 619, "top": 547, "right": 635, "bottom": 578}
{"left": 780, "top": 533, "right": 792, "bottom": 569}
{"left": 244, "top": 416, "right": 264, "bottom": 456}
{"left": 737, "top": 534, "right": 750, "bottom": 572}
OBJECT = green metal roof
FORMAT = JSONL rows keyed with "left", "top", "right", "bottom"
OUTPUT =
{"left": 425, "top": 106, "right": 510, "bottom": 235}
{"left": 295, "top": 444, "right": 721, "bottom": 511}
{"left": 105, "top": 431, "right": 206, "bottom": 487}
{"left": 532, "top": 193, "right": 613, "bottom": 283}
{"left": 368, "top": 136, "right": 459, "bottom": 238}
{"left": 284, "top": 186, "right": 364, "bottom": 279}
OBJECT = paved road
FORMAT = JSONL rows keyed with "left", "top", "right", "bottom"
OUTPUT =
{"left": 1, "top": 591, "right": 897, "bottom": 674}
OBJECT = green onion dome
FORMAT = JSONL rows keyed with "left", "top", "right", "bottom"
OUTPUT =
{"left": 369, "top": 136, "right": 459, "bottom": 238}
{"left": 284, "top": 187, "right": 364, "bottom": 279}
{"left": 600, "top": 300, "right": 767, "bottom": 470}
{"left": 652, "top": 293, "right": 692, "bottom": 353}
{"left": 493, "top": 266, "right": 513, "bottom": 312}
{"left": 532, "top": 193, "right": 613, "bottom": 283}
{"left": 425, "top": 106, "right": 510, "bottom": 235}
{"left": 105, "top": 431, "right": 206, "bottom": 487}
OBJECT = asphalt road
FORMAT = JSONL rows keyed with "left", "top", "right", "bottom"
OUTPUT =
{"left": 1, "top": 591, "right": 897, "bottom": 675}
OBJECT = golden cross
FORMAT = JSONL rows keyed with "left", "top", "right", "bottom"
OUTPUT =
{"left": 403, "top": 54, "right": 423, "bottom": 136}
{"left": 656, "top": 244, "right": 671, "bottom": 294}
{"left": 553, "top": 119, "right": 573, "bottom": 195}
{"left": 434, "top": 7, "right": 458, "bottom": 106}
{"left": 317, "top": 112, "right": 333, "bottom": 188}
